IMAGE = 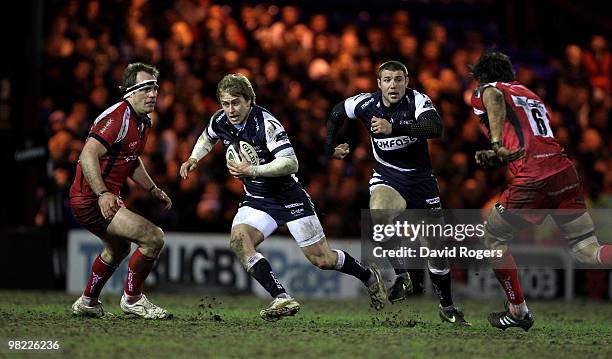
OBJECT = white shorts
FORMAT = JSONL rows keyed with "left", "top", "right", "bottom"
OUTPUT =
{"left": 232, "top": 206, "right": 325, "bottom": 247}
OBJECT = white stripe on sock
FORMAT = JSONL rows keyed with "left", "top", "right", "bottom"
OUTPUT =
{"left": 246, "top": 253, "right": 265, "bottom": 271}
{"left": 427, "top": 262, "right": 450, "bottom": 275}
{"left": 332, "top": 249, "right": 345, "bottom": 270}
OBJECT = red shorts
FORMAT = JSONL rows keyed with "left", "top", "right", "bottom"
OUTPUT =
{"left": 70, "top": 196, "right": 111, "bottom": 237}
{"left": 498, "top": 165, "right": 586, "bottom": 225}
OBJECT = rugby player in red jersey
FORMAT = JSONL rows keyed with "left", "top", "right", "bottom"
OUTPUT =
{"left": 69, "top": 63, "right": 172, "bottom": 319}
{"left": 471, "top": 52, "right": 612, "bottom": 331}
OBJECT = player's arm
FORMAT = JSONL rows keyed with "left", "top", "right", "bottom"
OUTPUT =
{"left": 390, "top": 110, "right": 443, "bottom": 138}
{"left": 227, "top": 153, "right": 298, "bottom": 178}
{"left": 179, "top": 130, "right": 218, "bottom": 179}
{"left": 479, "top": 87, "right": 524, "bottom": 165}
{"left": 179, "top": 119, "right": 219, "bottom": 179}
{"left": 387, "top": 91, "right": 443, "bottom": 138}
{"left": 131, "top": 157, "right": 172, "bottom": 209}
{"left": 249, "top": 154, "right": 298, "bottom": 178}
{"left": 80, "top": 137, "right": 110, "bottom": 196}
{"left": 79, "top": 137, "right": 122, "bottom": 219}
{"left": 482, "top": 87, "right": 505, "bottom": 145}
{"left": 324, "top": 101, "right": 351, "bottom": 160}
{"left": 228, "top": 117, "right": 298, "bottom": 178}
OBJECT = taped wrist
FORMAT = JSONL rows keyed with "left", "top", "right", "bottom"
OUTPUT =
{"left": 190, "top": 132, "right": 214, "bottom": 161}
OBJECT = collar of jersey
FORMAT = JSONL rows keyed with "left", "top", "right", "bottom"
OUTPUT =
{"left": 123, "top": 100, "right": 151, "bottom": 126}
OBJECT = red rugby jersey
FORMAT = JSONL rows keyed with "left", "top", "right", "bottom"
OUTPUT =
{"left": 69, "top": 101, "right": 151, "bottom": 198}
{"left": 471, "top": 81, "right": 572, "bottom": 181}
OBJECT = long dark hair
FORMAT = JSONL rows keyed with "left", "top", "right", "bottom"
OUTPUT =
{"left": 470, "top": 51, "right": 515, "bottom": 83}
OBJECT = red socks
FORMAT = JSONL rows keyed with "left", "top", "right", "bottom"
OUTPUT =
{"left": 598, "top": 245, "right": 612, "bottom": 265}
{"left": 490, "top": 252, "right": 525, "bottom": 305}
{"left": 124, "top": 249, "right": 156, "bottom": 301}
{"left": 83, "top": 255, "right": 117, "bottom": 305}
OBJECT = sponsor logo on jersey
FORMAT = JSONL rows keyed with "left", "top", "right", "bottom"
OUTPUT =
{"left": 512, "top": 95, "right": 528, "bottom": 107}
{"left": 425, "top": 197, "right": 440, "bottom": 205}
{"left": 129, "top": 141, "right": 138, "bottom": 149}
{"left": 275, "top": 131, "right": 289, "bottom": 142}
{"left": 285, "top": 202, "right": 304, "bottom": 208}
{"left": 373, "top": 136, "right": 417, "bottom": 151}
{"left": 291, "top": 208, "right": 304, "bottom": 215}
{"left": 100, "top": 118, "right": 113, "bottom": 134}
{"left": 360, "top": 97, "right": 375, "bottom": 109}
{"left": 423, "top": 99, "right": 434, "bottom": 109}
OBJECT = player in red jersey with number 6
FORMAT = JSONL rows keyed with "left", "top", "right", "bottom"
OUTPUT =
{"left": 470, "top": 52, "right": 612, "bottom": 331}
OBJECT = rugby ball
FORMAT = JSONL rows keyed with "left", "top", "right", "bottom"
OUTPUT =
{"left": 226, "top": 141, "right": 259, "bottom": 165}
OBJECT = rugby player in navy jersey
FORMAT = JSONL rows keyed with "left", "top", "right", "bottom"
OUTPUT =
{"left": 180, "top": 74, "right": 387, "bottom": 321}
{"left": 325, "top": 61, "right": 469, "bottom": 325}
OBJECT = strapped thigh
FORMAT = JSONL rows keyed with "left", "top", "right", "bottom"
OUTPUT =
{"left": 286, "top": 215, "right": 325, "bottom": 247}
{"left": 555, "top": 212, "right": 596, "bottom": 250}
{"left": 485, "top": 204, "right": 520, "bottom": 243}
{"left": 232, "top": 206, "right": 278, "bottom": 239}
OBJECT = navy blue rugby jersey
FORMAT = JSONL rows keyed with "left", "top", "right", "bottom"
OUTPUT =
{"left": 205, "top": 105, "right": 298, "bottom": 197}
{"left": 344, "top": 89, "right": 437, "bottom": 183}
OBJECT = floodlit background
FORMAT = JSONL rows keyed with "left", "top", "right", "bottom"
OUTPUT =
{"left": 1, "top": 0, "right": 610, "bottom": 299}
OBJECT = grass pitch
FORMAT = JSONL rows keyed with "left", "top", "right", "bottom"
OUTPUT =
{"left": 0, "top": 290, "right": 610, "bottom": 358}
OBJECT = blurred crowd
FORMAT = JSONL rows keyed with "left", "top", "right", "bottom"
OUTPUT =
{"left": 40, "top": 0, "right": 610, "bottom": 237}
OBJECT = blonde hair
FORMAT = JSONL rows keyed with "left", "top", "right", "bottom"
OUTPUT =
{"left": 216, "top": 73, "right": 256, "bottom": 104}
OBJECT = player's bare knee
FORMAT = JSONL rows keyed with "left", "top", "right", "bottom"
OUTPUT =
{"left": 483, "top": 235, "right": 508, "bottom": 252}
{"left": 230, "top": 229, "right": 250, "bottom": 254}
{"left": 370, "top": 206, "right": 399, "bottom": 225}
{"left": 561, "top": 212, "right": 599, "bottom": 264}
{"left": 569, "top": 235, "right": 600, "bottom": 264}
{"left": 573, "top": 243, "right": 600, "bottom": 264}
{"left": 150, "top": 226, "right": 165, "bottom": 250}
{"left": 140, "top": 226, "right": 164, "bottom": 257}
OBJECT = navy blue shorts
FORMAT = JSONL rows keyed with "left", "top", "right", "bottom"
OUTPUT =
{"left": 232, "top": 184, "right": 325, "bottom": 246}
{"left": 369, "top": 171, "right": 442, "bottom": 216}
{"left": 238, "top": 184, "right": 316, "bottom": 226}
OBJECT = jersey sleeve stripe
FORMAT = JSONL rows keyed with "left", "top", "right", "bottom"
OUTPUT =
{"left": 115, "top": 109, "right": 130, "bottom": 144}
{"left": 506, "top": 104, "right": 525, "bottom": 147}
{"left": 344, "top": 93, "right": 371, "bottom": 119}
{"left": 89, "top": 133, "right": 111, "bottom": 151}
{"left": 270, "top": 143, "right": 293, "bottom": 156}
{"left": 92, "top": 102, "right": 122, "bottom": 127}
{"left": 206, "top": 125, "right": 218, "bottom": 140}
{"left": 79, "top": 172, "right": 85, "bottom": 193}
